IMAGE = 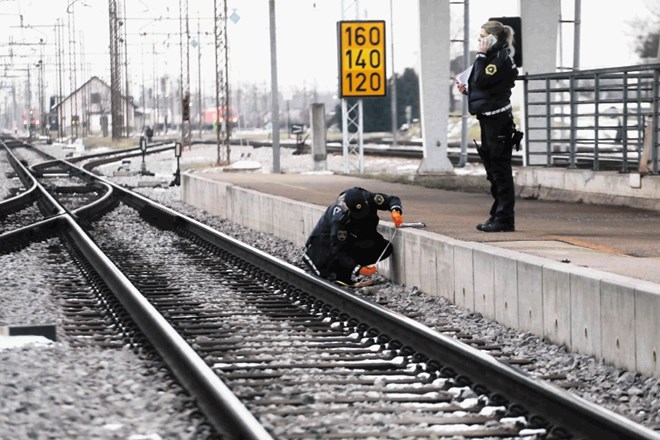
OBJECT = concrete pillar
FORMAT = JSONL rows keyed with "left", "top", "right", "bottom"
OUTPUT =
{"left": 417, "top": 0, "right": 454, "bottom": 174}
{"left": 520, "top": 0, "right": 561, "bottom": 165}
{"left": 310, "top": 103, "right": 327, "bottom": 171}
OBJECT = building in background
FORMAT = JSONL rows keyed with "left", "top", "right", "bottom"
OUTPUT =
{"left": 52, "top": 76, "right": 135, "bottom": 139}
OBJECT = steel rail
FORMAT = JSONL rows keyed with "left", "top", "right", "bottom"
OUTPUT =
{"left": 60, "top": 214, "right": 274, "bottom": 440}
{"left": 64, "top": 141, "right": 171, "bottom": 164}
{"left": 73, "top": 144, "right": 175, "bottom": 171}
{"left": 1, "top": 144, "right": 274, "bottom": 440}
{"left": 0, "top": 215, "right": 65, "bottom": 249}
{"left": 1, "top": 143, "right": 64, "bottom": 218}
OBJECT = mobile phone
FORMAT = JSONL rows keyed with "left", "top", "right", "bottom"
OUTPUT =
{"left": 486, "top": 34, "right": 497, "bottom": 46}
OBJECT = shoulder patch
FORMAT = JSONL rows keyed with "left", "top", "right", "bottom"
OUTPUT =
{"left": 337, "top": 230, "right": 348, "bottom": 241}
{"left": 332, "top": 206, "right": 342, "bottom": 216}
{"left": 374, "top": 194, "right": 385, "bottom": 205}
{"left": 485, "top": 64, "right": 497, "bottom": 76}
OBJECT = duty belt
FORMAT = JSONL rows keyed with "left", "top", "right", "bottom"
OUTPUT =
{"left": 482, "top": 103, "right": 512, "bottom": 116}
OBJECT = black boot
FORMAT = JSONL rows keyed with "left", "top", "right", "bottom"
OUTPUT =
{"left": 476, "top": 216, "right": 495, "bottom": 231}
{"left": 479, "top": 219, "right": 515, "bottom": 232}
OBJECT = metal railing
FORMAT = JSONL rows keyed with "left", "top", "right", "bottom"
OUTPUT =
{"left": 522, "top": 63, "right": 659, "bottom": 174}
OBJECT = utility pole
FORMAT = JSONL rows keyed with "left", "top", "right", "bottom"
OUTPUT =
{"left": 36, "top": 57, "right": 44, "bottom": 135}
{"left": 26, "top": 67, "right": 32, "bottom": 138}
{"left": 108, "top": 0, "right": 124, "bottom": 139}
{"left": 269, "top": 0, "right": 280, "bottom": 173}
{"left": 67, "top": 2, "right": 79, "bottom": 139}
{"left": 213, "top": 0, "right": 230, "bottom": 165}
{"left": 79, "top": 31, "right": 88, "bottom": 137}
{"left": 123, "top": 0, "right": 130, "bottom": 136}
{"left": 140, "top": 36, "right": 145, "bottom": 131}
{"left": 197, "top": 15, "right": 203, "bottom": 138}
{"left": 153, "top": 43, "right": 159, "bottom": 134}
{"left": 179, "top": 0, "right": 191, "bottom": 150}
{"left": 56, "top": 18, "right": 64, "bottom": 140}
{"left": 389, "top": 0, "right": 397, "bottom": 148}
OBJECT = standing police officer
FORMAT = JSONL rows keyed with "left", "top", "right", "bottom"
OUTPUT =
{"left": 456, "top": 20, "right": 519, "bottom": 232}
{"left": 303, "top": 187, "right": 404, "bottom": 285}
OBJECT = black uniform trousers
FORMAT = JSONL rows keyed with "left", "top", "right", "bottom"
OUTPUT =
{"left": 306, "top": 233, "right": 392, "bottom": 284}
{"left": 476, "top": 111, "right": 515, "bottom": 224}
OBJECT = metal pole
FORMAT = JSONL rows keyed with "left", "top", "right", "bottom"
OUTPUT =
{"left": 27, "top": 68, "right": 32, "bottom": 138}
{"left": 41, "top": 68, "right": 45, "bottom": 136}
{"left": 340, "top": 0, "right": 364, "bottom": 174}
{"left": 56, "top": 19, "right": 64, "bottom": 140}
{"left": 573, "top": 0, "right": 581, "bottom": 70}
{"left": 108, "top": 0, "right": 124, "bottom": 140}
{"left": 389, "top": 0, "right": 397, "bottom": 147}
{"left": 153, "top": 43, "right": 158, "bottom": 134}
{"left": 222, "top": 0, "right": 231, "bottom": 159}
{"left": 179, "top": 0, "right": 191, "bottom": 149}
{"left": 213, "top": 0, "right": 230, "bottom": 165}
{"left": 269, "top": 0, "right": 280, "bottom": 173}
{"left": 123, "top": 0, "right": 130, "bottom": 137}
{"left": 140, "top": 37, "right": 145, "bottom": 132}
{"left": 179, "top": 0, "right": 184, "bottom": 138}
{"left": 38, "top": 52, "right": 45, "bottom": 135}
{"left": 358, "top": 99, "right": 364, "bottom": 174}
{"left": 79, "top": 32, "right": 87, "bottom": 137}
{"left": 458, "top": 0, "right": 469, "bottom": 168}
{"left": 214, "top": 0, "right": 220, "bottom": 163}
{"left": 286, "top": 99, "right": 290, "bottom": 138}
{"left": 197, "top": 15, "right": 203, "bottom": 138}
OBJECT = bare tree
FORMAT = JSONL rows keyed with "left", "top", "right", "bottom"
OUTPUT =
{"left": 631, "top": 2, "right": 660, "bottom": 59}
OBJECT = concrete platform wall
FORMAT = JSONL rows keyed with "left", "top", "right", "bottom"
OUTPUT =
{"left": 516, "top": 168, "right": 660, "bottom": 211}
{"left": 182, "top": 173, "right": 660, "bottom": 378}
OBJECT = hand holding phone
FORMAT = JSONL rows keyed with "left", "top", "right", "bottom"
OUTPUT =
{"left": 478, "top": 34, "right": 497, "bottom": 53}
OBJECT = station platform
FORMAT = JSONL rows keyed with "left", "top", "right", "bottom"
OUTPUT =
{"left": 179, "top": 164, "right": 660, "bottom": 377}
{"left": 187, "top": 171, "right": 660, "bottom": 284}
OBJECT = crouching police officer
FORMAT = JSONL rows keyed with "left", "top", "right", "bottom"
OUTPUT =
{"left": 303, "top": 187, "right": 403, "bottom": 285}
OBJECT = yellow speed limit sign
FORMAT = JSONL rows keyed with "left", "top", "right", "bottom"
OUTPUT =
{"left": 338, "top": 20, "right": 386, "bottom": 98}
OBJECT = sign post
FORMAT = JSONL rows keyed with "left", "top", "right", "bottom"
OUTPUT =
{"left": 171, "top": 142, "right": 182, "bottom": 186}
{"left": 337, "top": 20, "right": 386, "bottom": 174}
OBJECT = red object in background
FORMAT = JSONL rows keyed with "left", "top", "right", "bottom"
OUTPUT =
{"left": 202, "top": 106, "right": 238, "bottom": 127}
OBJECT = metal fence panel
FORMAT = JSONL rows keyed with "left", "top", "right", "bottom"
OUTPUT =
{"left": 522, "top": 64, "right": 660, "bottom": 174}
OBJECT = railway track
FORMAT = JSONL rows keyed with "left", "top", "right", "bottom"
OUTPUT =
{"left": 2, "top": 135, "right": 659, "bottom": 439}
{"left": 186, "top": 135, "right": 637, "bottom": 171}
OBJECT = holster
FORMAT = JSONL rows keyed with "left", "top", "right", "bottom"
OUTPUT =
{"left": 508, "top": 123, "right": 524, "bottom": 151}
{"left": 511, "top": 130, "right": 524, "bottom": 151}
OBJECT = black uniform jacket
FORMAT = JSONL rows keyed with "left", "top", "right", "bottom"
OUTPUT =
{"left": 305, "top": 187, "right": 402, "bottom": 276}
{"left": 467, "top": 42, "right": 518, "bottom": 115}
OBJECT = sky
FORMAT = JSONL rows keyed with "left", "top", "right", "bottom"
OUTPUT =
{"left": 0, "top": 0, "right": 658, "bottom": 103}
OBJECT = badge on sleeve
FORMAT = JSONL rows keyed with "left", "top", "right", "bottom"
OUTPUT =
{"left": 485, "top": 64, "right": 497, "bottom": 75}
{"left": 374, "top": 194, "right": 385, "bottom": 205}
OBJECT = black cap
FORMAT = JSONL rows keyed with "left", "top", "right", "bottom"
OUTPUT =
{"left": 343, "top": 188, "right": 369, "bottom": 219}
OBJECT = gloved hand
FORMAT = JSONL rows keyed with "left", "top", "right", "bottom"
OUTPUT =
{"left": 359, "top": 265, "right": 377, "bottom": 277}
{"left": 390, "top": 210, "right": 403, "bottom": 228}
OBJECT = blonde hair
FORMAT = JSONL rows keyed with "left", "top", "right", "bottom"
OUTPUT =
{"left": 481, "top": 20, "right": 516, "bottom": 59}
